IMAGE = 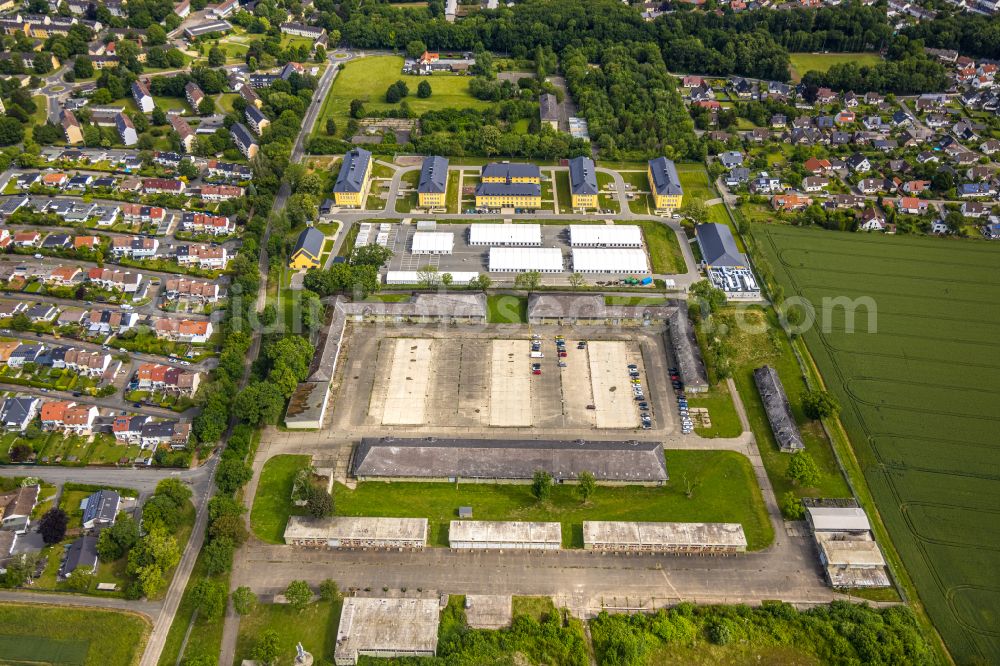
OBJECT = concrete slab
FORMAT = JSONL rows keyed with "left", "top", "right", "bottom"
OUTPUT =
{"left": 380, "top": 338, "right": 433, "bottom": 425}
{"left": 464, "top": 595, "right": 513, "bottom": 629}
{"left": 587, "top": 341, "right": 640, "bottom": 429}
{"left": 489, "top": 339, "right": 532, "bottom": 427}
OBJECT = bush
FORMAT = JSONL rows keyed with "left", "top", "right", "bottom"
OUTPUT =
{"left": 786, "top": 452, "right": 822, "bottom": 488}
{"left": 802, "top": 389, "right": 840, "bottom": 420}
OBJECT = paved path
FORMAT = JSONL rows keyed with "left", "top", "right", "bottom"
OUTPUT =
{"left": 0, "top": 589, "right": 160, "bottom": 617}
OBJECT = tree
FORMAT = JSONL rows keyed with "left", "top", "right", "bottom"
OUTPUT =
{"left": 0, "top": 118, "right": 25, "bottom": 146}
{"left": 472, "top": 273, "right": 491, "bottom": 291}
{"left": 780, "top": 491, "right": 805, "bottom": 520}
{"left": 216, "top": 457, "right": 254, "bottom": 494}
{"left": 4, "top": 552, "right": 38, "bottom": 587}
{"left": 232, "top": 586, "right": 257, "bottom": 615}
{"left": 786, "top": 452, "right": 821, "bottom": 488}
{"left": 208, "top": 46, "right": 225, "bottom": 67}
{"left": 156, "top": 477, "right": 193, "bottom": 506}
{"left": 417, "top": 80, "right": 432, "bottom": 98}
{"left": 531, "top": 470, "right": 553, "bottom": 501}
{"left": 203, "top": 537, "right": 234, "bottom": 575}
{"left": 680, "top": 201, "right": 708, "bottom": 225}
{"left": 441, "top": 272, "right": 453, "bottom": 287}
{"left": 802, "top": 390, "right": 840, "bottom": 420}
{"left": 417, "top": 265, "right": 440, "bottom": 287}
{"left": 349, "top": 98, "right": 365, "bottom": 118}
{"left": 127, "top": 526, "right": 180, "bottom": 598}
{"left": 306, "top": 487, "right": 334, "bottom": 517}
{"left": 198, "top": 96, "right": 216, "bottom": 115}
{"left": 350, "top": 244, "right": 393, "bottom": 267}
{"left": 97, "top": 514, "right": 140, "bottom": 561}
{"left": 568, "top": 272, "right": 586, "bottom": 290}
{"left": 576, "top": 471, "right": 596, "bottom": 504}
{"left": 284, "top": 579, "right": 312, "bottom": 611}
{"left": 209, "top": 512, "right": 248, "bottom": 546}
{"left": 8, "top": 442, "right": 33, "bottom": 462}
{"left": 319, "top": 579, "right": 341, "bottom": 602}
{"left": 74, "top": 56, "right": 94, "bottom": 78}
{"left": 191, "top": 578, "right": 227, "bottom": 619}
{"left": 385, "top": 80, "right": 409, "bottom": 103}
{"left": 514, "top": 270, "right": 542, "bottom": 292}
{"left": 406, "top": 39, "right": 427, "bottom": 59}
{"left": 325, "top": 118, "right": 337, "bottom": 135}
{"left": 142, "top": 493, "right": 182, "bottom": 531}
{"left": 253, "top": 629, "right": 280, "bottom": 664}
{"left": 688, "top": 279, "right": 727, "bottom": 315}
{"left": 38, "top": 508, "right": 68, "bottom": 545}
{"left": 151, "top": 107, "right": 167, "bottom": 126}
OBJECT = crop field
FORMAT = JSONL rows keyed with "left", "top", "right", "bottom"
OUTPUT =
{"left": 788, "top": 52, "right": 883, "bottom": 82}
{"left": 753, "top": 224, "right": 1000, "bottom": 663}
{"left": 313, "top": 55, "right": 490, "bottom": 138}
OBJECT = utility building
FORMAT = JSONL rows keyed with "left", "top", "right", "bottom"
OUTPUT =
{"left": 571, "top": 248, "right": 649, "bottom": 274}
{"left": 568, "top": 156, "right": 599, "bottom": 209}
{"left": 283, "top": 515, "right": 428, "bottom": 549}
{"left": 449, "top": 521, "right": 562, "bottom": 550}
{"left": 469, "top": 224, "right": 541, "bottom": 246}
{"left": 334, "top": 598, "right": 440, "bottom": 665}
{"left": 753, "top": 365, "right": 804, "bottom": 452}
{"left": 647, "top": 157, "right": 683, "bottom": 212}
{"left": 488, "top": 247, "right": 563, "bottom": 273}
{"left": 411, "top": 231, "right": 454, "bottom": 255}
{"left": 417, "top": 156, "right": 448, "bottom": 209}
{"left": 583, "top": 521, "right": 747, "bottom": 553}
{"left": 804, "top": 500, "right": 891, "bottom": 588}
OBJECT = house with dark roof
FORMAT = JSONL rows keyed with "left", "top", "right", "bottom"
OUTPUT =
{"left": 59, "top": 535, "right": 98, "bottom": 578}
{"left": 289, "top": 227, "right": 325, "bottom": 270}
{"left": 0, "top": 396, "right": 40, "bottom": 431}
{"left": 695, "top": 223, "right": 748, "bottom": 269}
{"left": 333, "top": 148, "right": 373, "bottom": 207}
{"left": 417, "top": 156, "right": 448, "bottom": 209}
{"left": 539, "top": 93, "right": 559, "bottom": 130}
{"left": 245, "top": 105, "right": 269, "bottom": 135}
{"left": 568, "top": 156, "right": 598, "bottom": 209}
{"left": 131, "top": 80, "right": 153, "bottom": 113}
{"left": 753, "top": 365, "right": 804, "bottom": 452}
{"left": 230, "top": 122, "right": 258, "bottom": 159}
{"left": 646, "top": 157, "right": 683, "bottom": 211}
{"left": 116, "top": 113, "right": 138, "bottom": 146}
{"left": 81, "top": 489, "right": 120, "bottom": 529}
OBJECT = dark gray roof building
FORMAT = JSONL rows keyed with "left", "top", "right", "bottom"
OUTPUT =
{"left": 539, "top": 93, "right": 559, "bottom": 124}
{"left": 753, "top": 365, "right": 804, "bottom": 452}
{"left": 568, "top": 156, "right": 598, "bottom": 196}
{"left": 667, "top": 309, "right": 709, "bottom": 392}
{"left": 418, "top": 156, "right": 448, "bottom": 194}
{"left": 475, "top": 182, "right": 540, "bottom": 197}
{"left": 292, "top": 227, "right": 324, "bottom": 259}
{"left": 60, "top": 535, "right": 98, "bottom": 577}
{"left": 82, "top": 489, "right": 120, "bottom": 529}
{"left": 695, "top": 223, "right": 748, "bottom": 269}
{"left": 334, "top": 148, "right": 372, "bottom": 194}
{"left": 648, "top": 157, "right": 683, "bottom": 196}
{"left": 352, "top": 438, "right": 669, "bottom": 485}
{"left": 481, "top": 162, "right": 540, "bottom": 181}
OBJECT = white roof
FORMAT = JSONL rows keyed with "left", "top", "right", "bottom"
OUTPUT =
{"left": 335, "top": 598, "right": 440, "bottom": 663}
{"left": 569, "top": 225, "right": 643, "bottom": 246}
{"left": 807, "top": 506, "right": 872, "bottom": 532}
{"left": 583, "top": 521, "right": 747, "bottom": 548}
{"left": 571, "top": 248, "right": 649, "bottom": 273}
{"left": 384, "top": 271, "right": 480, "bottom": 285}
{"left": 411, "top": 231, "right": 454, "bottom": 253}
{"left": 488, "top": 247, "right": 563, "bottom": 272}
{"left": 449, "top": 520, "right": 562, "bottom": 545}
{"left": 469, "top": 223, "right": 541, "bottom": 245}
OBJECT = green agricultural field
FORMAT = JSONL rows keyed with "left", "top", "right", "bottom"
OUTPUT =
{"left": 0, "top": 603, "right": 148, "bottom": 666}
{"left": 333, "top": 450, "right": 773, "bottom": 549}
{"left": 753, "top": 224, "right": 1000, "bottom": 663}
{"left": 314, "top": 55, "right": 490, "bottom": 138}
{"left": 789, "top": 52, "right": 883, "bottom": 82}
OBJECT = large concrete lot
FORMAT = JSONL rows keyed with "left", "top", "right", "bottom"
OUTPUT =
{"left": 331, "top": 324, "right": 673, "bottom": 436}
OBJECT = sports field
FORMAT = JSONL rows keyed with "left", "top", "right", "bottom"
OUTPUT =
{"left": 788, "top": 52, "right": 883, "bottom": 82}
{"left": 313, "top": 55, "right": 490, "bottom": 138}
{"left": 0, "top": 603, "right": 149, "bottom": 666}
{"left": 753, "top": 225, "right": 1000, "bottom": 663}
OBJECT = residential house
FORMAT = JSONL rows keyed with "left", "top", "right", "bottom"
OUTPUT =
{"left": 86, "top": 309, "right": 138, "bottom": 335}
{"left": 0, "top": 485, "right": 39, "bottom": 533}
{"left": 163, "top": 277, "right": 219, "bottom": 302}
{"left": 289, "top": 227, "right": 324, "bottom": 270}
{"left": 131, "top": 80, "right": 154, "bottom": 113}
{"left": 802, "top": 176, "right": 830, "bottom": 192}
{"left": 63, "top": 348, "right": 112, "bottom": 377}
{"left": 59, "top": 535, "right": 98, "bottom": 578}
{"left": 897, "top": 197, "right": 929, "bottom": 215}
{"left": 61, "top": 109, "right": 83, "bottom": 144}
{"left": 175, "top": 244, "right": 228, "bottom": 269}
{"left": 180, "top": 212, "right": 234, "bottom": 236}
{"left": 749, "top": 172, "right": 781, "bottom": 195}
{"left": 0, "top": 396, "right": 40, "bottom": 431}
{"left": 136, "top": 363, "right": 200, "bottom": 395}
{"left": 859, "top": 207, "right": 887, "bottom": 231}
{"left": 153, "top": 318, "right": 213, "bottom": 343}
{"left": 142, "top": 178, "right": 185, "bottom": 195}
{"left": 110, "top": 236, "right": 159, "bottom": 259}
{"left": 87, "top": 267, "right": 143, "bottom": 293}
{"left": 961, "top": 201, "right": 991, "bottom": 218}
{"left": 47, "top": 265, "right": 81, "bottom": 286}
{"left": 170, "top": 115, "right": 195, "bottom": 153}
{"left": 40, "top": 400, "right": 99, "bottom": 434}
{"left": 230, "top": 123, "right": 258, "bottom": 160}
{"left": 184, "top": 81, "right": 205, "bottom": 109}
{"left": 200, "top": 185, "right": 243, "bottom": 201}
{"left": 114, "top": 114, "right": 137, "bottom": 147}
{"left": 81, "top": 489, "right": 120, "bottom": 529}
{"left": 846, "top": 154, "right": 871, "bottom": 173}
{"left": 771, "top": 194, "right": 812, "bottom": 211}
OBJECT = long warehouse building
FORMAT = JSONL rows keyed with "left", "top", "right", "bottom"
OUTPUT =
{"left": 753, "top": 365, "right": 804, "bottom": 452}
{"left": 449, "top": 521, "right": 562, "bottom": 550}
{"left": 283, "top": 515, "right": 428, "bottom": 549}
{"left": 571, "top": 248, "right": 649, "bottom": 274}
{"left": 469, "top": 223, "right": 541, "bottom": 246}
{"left": 569, "top": 225, "right": 643, "bottom": 248}
{"left": 583, "top": 521, "right": 747, "bottom": 553}
{"left": 335, "top": 597, "right": 440, "bottom": 665}
{"left": 489, "top": 247, "right": 563, "bottom": 273}
{"left": 411, "top": 231, "right": 454, "bottom": 255}
{"left": 385, "top": 271, "right": 480, "bottom": 285}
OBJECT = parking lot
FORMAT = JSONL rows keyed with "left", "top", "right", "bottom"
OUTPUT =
{"left": 330, "top": 324, "right": 675, "bottom": 435}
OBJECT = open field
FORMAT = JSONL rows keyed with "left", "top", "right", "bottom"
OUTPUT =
{"left": 252, "top": 454, "right": 311, "bottom": 543}
{"left": 675, "top": 163, "right": 716, "bottom": 207}
{"left": 333, "top": 450, "right": 773, "bottom": 549}
{"left": 789, "top": 52, "right": 883, "bottom": 82}
{"left": 313, "top": 55, "right": 490, "bottom": 138}
{"left": 753, "top": 224, "right": 1000, "bottom": 663}
{"left": 0, "top": 603, "right": 148, "bottom": 666}
{"left": 233, "top": 598, "right": 342, "bottom": 666}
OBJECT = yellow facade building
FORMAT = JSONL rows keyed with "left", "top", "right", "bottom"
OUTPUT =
{"left": 333, "top": 148, "right": 373, "bottom": 208}
{"left": 647, "top": 157, "right": 684, "bottom": 212}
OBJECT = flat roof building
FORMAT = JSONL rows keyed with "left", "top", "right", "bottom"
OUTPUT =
{"left": 805, "top": 504, "right": 872, "bottom": 533}
{"left": 569, "top": 224, "right": 642, "bottom": 248}
{"left": 334, "top": 598, "right": 440, "bottom": 665}
{"left": 339, "top": 293, "right": 487, "bottom": 324}
{"left": 804, "top": 500, "right": 890, "bottom": 588}
{"left": 753, "top": 365, "right": 804, "bottom": 452}
{"left": 411, "top": 231, "right": 454, "bottom": 255}
{"left": 568, "top": 156, "right": 598, "bottom": 209}
{"left": 183, "top": 19, "right": 232, "bottom": 38}
{"left": 352, "top": 437, "right": 669, "bottom": 485}
{"left": 571, "top": 248, "right": 649, "bottom": 274}
{"left": 583, "top": 521, "right": 747, "bottom": 553}
{"left": 385, "top": 271, "right": 480, "bottom": 286}
{"left": 488, "top": 247, "right": 563, "bottom": 273}
{"left": 284, "top": 515, "right": 428, "bottom": 549}
{"left": 469, "top": 223, "right": 541, "bottom": 246}
{"left": 449, "top": 521, "right": 561, "bottom": 550}
{"left": 526, "top": 293, "right": 674, "bottom": 326}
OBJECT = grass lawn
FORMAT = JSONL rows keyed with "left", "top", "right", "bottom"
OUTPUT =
{"left": 686, "top": 382, "right": 742, "bottom": 439}
{"left": 233, "top": 598, "right": 342, "bottom": 665}
{"left": 30, "top": 95, "right": 48, "bottom": 132}
{"left": 789, "top": 52, "right": 883, "bottom": 82}
{"left": 486, "top": 294, "right": 527, "bottom": 323}
{"left": 216, "top": 93, "right": 240, "bottom": 113}
{"left": 157, "top": 545, "right": 228, "bottom": 665}
{"left": 604, "top": 296, "right": 668, "bottom": 306}
{"left": 0, "top": 603, "right": 149, "bottom": 666}
{"left": 676, "top": 163, "right": 716, "bottom": 206}
{"left": 554, "top": 169, "right": 572, "bottom": 212}
{"left": 333, "top": 450, "right": 773, "bottom": 549}
{"left": 314, "top": 55, "right": 490, "bottom": 138}
{"left": 251, "top": 454, "right": 311, "bottom": 544}
{"left": 707, "top": 203, "right": 745, "bottom": 251}
{"left": 632, "top": 220, "right": 686, "bottom": 274}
